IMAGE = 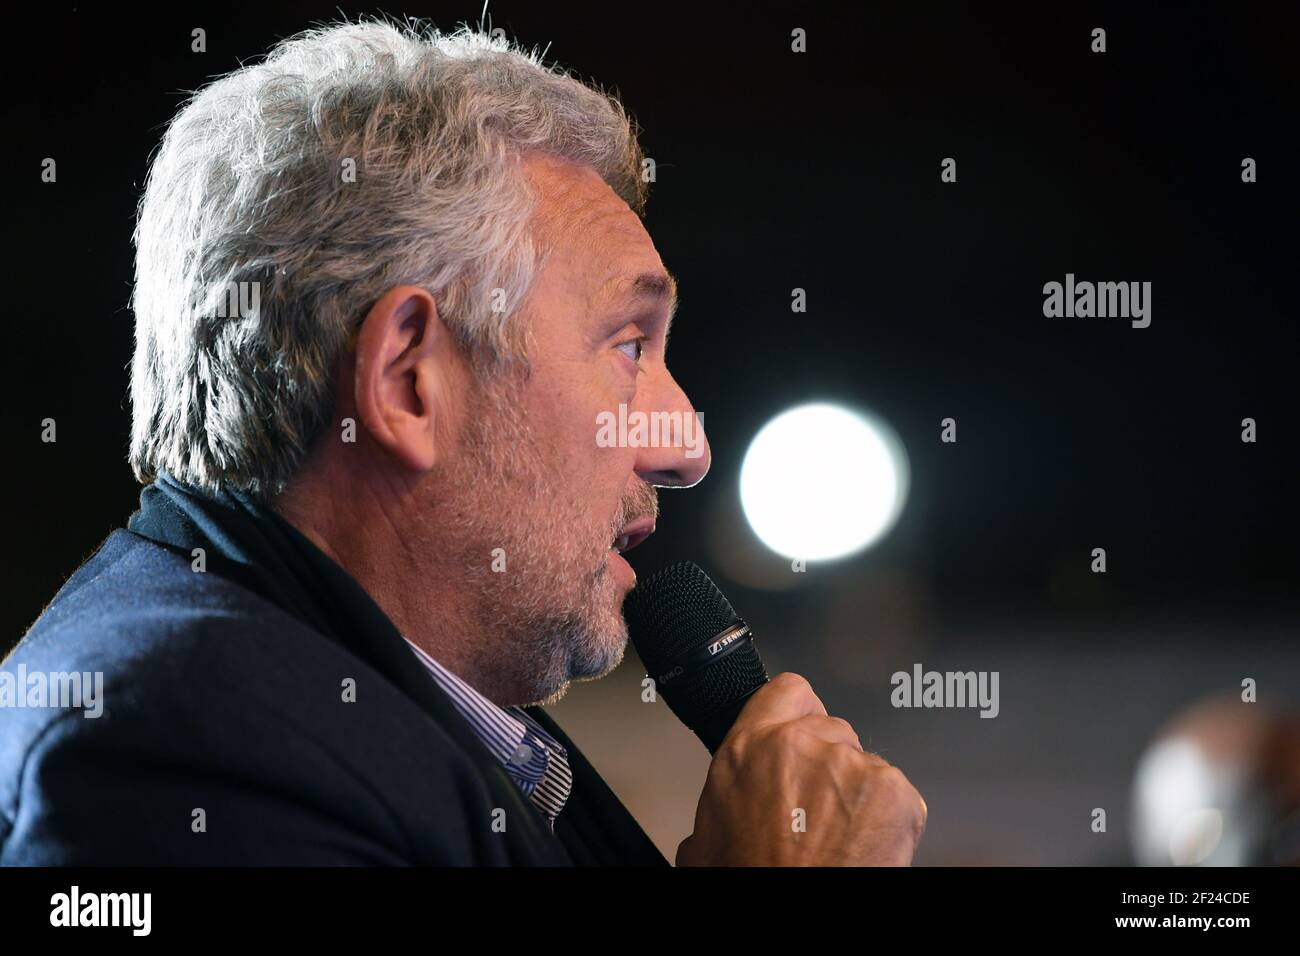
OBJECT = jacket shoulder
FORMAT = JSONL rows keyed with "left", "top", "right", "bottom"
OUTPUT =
{"left": 0, "top": 531, "right": 509, "bottom": 864}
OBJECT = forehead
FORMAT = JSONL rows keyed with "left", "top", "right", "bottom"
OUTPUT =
{"left": 523, "top": 153, "right": 667, "bottom": 310}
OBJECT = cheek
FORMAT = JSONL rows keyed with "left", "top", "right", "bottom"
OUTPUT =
{"left": 585, "top": 416, "right": 639, "bottom": 478}
{"left": 578, "top": 407, "right": 640, "bottom": 510}
{"left": 535, "top": 361, "right": 638, "bottom": 490}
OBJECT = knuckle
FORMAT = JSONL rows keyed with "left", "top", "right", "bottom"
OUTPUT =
{"left": 858, "top": 747, "right": 889, "bottom": 766}
{"left": 879, "top": 763, "right": 908, "bottom": 790}
{"left": 825, "top": 738, "right": 857, "bottom": 769}
{"left": 710, "top": 730, "right": 752, "bottom": 773}
{"left": 772, "top": 671, "right": 813, "bottom": 694}
{"left": 829, "top": 715, "right": 858, "bottom": 739}
{"left": 853, "top": 762, "right": 925, "bottom": 844}
{"left": 912, "top": 798, "right": 928, "bottom": 839}
{"left": 903, "top": 789, "right": 928, "bottom": 844}
{"left": 862, "top": 763, "right": 908, "bottom": 804}
{"left": 719, "top": 727, "right": 755, "bottom": 762}
{"left": 881, "top": 769, "right": 925, "bottom": 834}
{"left": 778, "top": 721, "right": 819, "bottom": 753}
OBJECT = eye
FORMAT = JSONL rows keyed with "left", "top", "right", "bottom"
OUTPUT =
{"left": 615, "top": 336, "right": 646, "bottom": 366}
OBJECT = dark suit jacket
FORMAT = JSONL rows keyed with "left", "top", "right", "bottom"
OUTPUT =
{"left": 0, "top": 478, "right": 669, "bottom": 866}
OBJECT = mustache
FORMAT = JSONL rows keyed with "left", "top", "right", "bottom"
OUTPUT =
{"left": 615, "top": 481, "right": 659, "bottom": 532}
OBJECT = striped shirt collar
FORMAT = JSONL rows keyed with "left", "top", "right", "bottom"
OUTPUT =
{"left": 403, "top": 639, "right": 572, "bottom": 828}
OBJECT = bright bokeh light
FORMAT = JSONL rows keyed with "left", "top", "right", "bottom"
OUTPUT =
{"left": 739, "top": 403, "right": 908, "bottom": 561}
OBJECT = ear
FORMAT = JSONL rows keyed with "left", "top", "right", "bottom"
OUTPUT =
{"left": 352, "top": 285, "right": 462, "bottom": 473}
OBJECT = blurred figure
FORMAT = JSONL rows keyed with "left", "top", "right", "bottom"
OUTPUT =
{"left": 1131, "top": 694, "right": 1300, "bottom": 865}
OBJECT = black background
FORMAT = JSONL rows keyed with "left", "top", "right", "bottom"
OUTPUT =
{"left": 3, "top": 1, "right": 1297, "bottom": 864}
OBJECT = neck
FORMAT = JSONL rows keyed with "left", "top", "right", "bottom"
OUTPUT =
{"left": 272, "top": 467, "right": 524, "bottom": 707}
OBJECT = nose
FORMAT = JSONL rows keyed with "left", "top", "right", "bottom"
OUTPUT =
{"left": 633, "top": 370, "right": 711, "bottom": 488}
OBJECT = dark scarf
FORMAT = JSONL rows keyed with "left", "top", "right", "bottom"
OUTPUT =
{"left": 127, "top": 473, "right": 669, "bottom": 866}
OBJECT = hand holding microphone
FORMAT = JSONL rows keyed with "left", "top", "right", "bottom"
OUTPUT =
{"left": 675, "top": 671, "right": 928, "bottom": 866}
{"left": 624, "top": 562, "right": 927, "bottom": 866}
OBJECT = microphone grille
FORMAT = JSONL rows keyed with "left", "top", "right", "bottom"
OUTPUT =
{"left": 622, "top": 560, "right": 741, "bottom": 674}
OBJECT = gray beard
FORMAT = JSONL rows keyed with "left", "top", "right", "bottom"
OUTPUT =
{"left": 427, "top": 370, "right": 632, "bottom": 706}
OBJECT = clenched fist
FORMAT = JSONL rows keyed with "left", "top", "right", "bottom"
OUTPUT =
{"left": 676, "top": 672, "right": 927, "bottom": 866}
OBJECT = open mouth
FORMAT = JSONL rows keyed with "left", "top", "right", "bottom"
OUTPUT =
{"left": 611, "top": 516, "right": 655, "bottom": 555}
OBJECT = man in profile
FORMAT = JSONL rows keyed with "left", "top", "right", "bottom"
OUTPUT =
{"left": 0, "top": 21, "right": 925, "bottom": 865}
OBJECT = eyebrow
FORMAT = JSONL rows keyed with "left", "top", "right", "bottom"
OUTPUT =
{"left": 602, "top": 269, "right": 679, "bottom": 337}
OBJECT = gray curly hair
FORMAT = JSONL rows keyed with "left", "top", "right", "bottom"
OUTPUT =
{"left": 129, "top": 18, "right": 647, "bottom": 497}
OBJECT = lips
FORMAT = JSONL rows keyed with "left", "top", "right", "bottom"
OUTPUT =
{"left": 611, "top": 516, "right": 656, "bottom": 555}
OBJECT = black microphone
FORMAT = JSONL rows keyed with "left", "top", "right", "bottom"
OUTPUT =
{"left": 623, "top": 561, "right": 770, "bottom": 754}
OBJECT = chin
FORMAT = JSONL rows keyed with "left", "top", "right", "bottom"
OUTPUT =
{"left": 532, "top": 638, "right": 624, "bottom": 708}
{"left": 571, "top": 612, "right": 629, "bottom": 682}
